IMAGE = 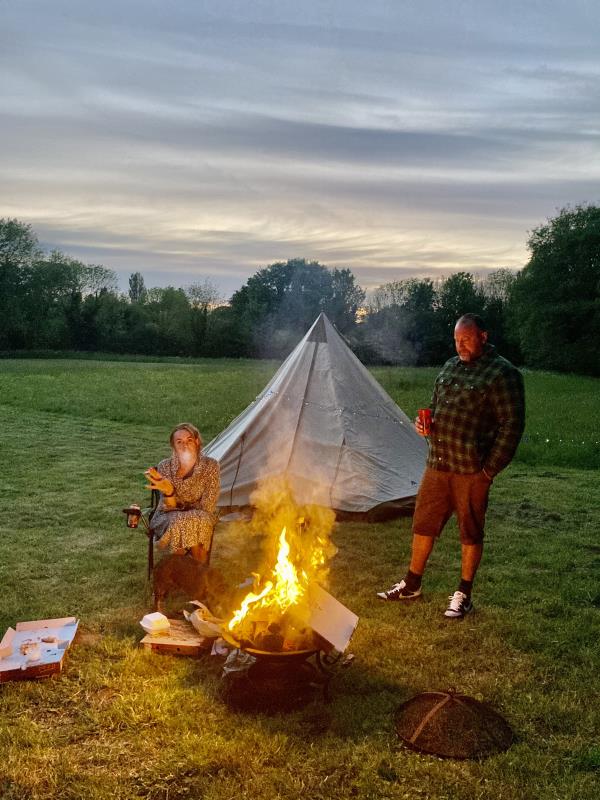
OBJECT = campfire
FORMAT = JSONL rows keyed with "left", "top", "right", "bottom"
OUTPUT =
{"left": 219, "top": 483, "right": 357, "bottom": 711}
{"left": 222, "top": 479, "right": 355, "bottom": 658}
{"left": 226, "top": 523, "right": 319, "bottom": 652}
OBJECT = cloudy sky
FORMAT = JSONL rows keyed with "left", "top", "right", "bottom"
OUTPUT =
{"left": 2, "top": 1, "right": 599, "bottom": 298}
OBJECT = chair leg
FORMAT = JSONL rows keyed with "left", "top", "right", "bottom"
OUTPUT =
{"left": 147, "top": 532, "right": 154, "bottom": 580}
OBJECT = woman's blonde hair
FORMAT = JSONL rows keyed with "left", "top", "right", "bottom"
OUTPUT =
{"left": 169, "top": 422, "right": 203, "bottom": 449}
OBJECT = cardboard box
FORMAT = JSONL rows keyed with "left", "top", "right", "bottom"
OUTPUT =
{"left": 0, "top": 617, "right": 79, "bottom": 683}
{"left": 140, "top": 618, "right": 212, "bottom": 656}
{"left": 307, "top": 584, "right": 358, "bottom": 653}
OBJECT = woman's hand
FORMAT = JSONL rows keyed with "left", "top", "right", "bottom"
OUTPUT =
{"left": 144, "top": 467, "right": 175, "bottom": 496}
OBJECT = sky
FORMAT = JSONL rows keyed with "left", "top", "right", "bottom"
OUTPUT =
{"left": 2, "top": 0, "right": 599, "bottom": 300}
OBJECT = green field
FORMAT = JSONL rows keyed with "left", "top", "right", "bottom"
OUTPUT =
{"left": 0, "top": 358, "right": 599, "bottom": 800}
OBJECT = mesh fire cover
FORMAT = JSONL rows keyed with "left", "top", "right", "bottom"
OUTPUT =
{"left": 395, "top": 691, "right": 513, "bottom": 759}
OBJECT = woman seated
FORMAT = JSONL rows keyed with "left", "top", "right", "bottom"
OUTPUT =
{"left": 145, "top": 423, "right": 220, "bottom": 563}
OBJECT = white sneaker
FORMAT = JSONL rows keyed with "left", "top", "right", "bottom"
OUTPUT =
{"left": 376, "top": 579, "right": 422, "bottom": 601}
{"left": 444, "top": 591, "right": 473, "bottom": 618}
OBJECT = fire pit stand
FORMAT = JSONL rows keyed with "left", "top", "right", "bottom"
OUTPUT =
{"left": 221, "top": 646, "right": 351, "bottom": 713}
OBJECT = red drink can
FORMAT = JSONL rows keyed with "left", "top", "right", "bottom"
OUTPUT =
{"left": 418, "top": 408, "right": 432, "bottom": 435}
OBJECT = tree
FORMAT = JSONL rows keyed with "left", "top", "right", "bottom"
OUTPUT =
{"left": 230, "top": 259, "right": 365, "bottom": 357}
{"left": 185, "top": 279, "right": 222, "bottom": 310}
{"left": 129, "top": 272, "right": 147, "bottom": 304}
{"left": 368, "top": 280, "right": 411, "bottom": 313}
{"left": 185, "top": 279, "right": 223, "bottom": 356}
{"left": 478, "top": 269, "right": 521, "bottom": 363}
{"left": 202, "top": 306, "right": 248, "bottom": 357}
{"left": 435, "top": 273, "right": 486, "bottom": 360}
{"left": 510, "top": 205, "right": 600, "bottom": 375}
{"left": 358, "top": 278, "right": 442, "bottom": 365}
{"left": 323, "top": 268, "right": 365, "bottom": 333}
{"left": 0, "top": 219, "right": 41, "bottom": 347}
{"left": 21, "top": 252, "right": 82, "bottom": 347}
{"left": 145, "top": 287, "right": 193, "bottom": 355}
{"left": 83, "top": 264, "right": 118, "bottom": 296}
{"left": 16, "top": 252, "right": 119, "bottom": 348}
{"left": 0, "top": 218, "right": 41, "bottom": 269}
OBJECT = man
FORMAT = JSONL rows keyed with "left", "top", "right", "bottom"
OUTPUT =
{"left": 377, "top": 314, "right": 525, "bottom": 618}
{"left": 145, "top": 423, "right": 220, "bottom": 563}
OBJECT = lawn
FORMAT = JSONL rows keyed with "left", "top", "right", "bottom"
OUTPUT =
{"left": 0, "top": 358, "right": 599, "bottom": 800}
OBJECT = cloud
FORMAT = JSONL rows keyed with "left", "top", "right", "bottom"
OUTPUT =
{"left": 1, "top": 1, "right": 599, "bottom": 297}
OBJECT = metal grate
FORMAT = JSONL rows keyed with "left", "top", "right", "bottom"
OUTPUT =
{"left": 395, "top": 690, "right": 513, "bottom": 759}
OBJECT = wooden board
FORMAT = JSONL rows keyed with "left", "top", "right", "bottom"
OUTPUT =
{"left": 140, "top": 618, "right": 212, "bottom": 656}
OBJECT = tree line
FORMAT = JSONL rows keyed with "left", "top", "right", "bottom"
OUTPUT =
{"left": 1, "top": 205, "right": 598, "bottom": 375}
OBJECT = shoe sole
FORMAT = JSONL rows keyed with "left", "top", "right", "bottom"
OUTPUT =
{"left": 444, "top": 605, "right": 473, "bottom": 619}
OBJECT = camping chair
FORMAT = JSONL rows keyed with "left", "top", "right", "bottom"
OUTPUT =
{"left": 123, "top": 490, "right": 218, "bottom": 580}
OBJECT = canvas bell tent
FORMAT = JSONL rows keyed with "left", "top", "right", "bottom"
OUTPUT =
{"left": 204, "top": 313, "right": 427, "bottom": 517}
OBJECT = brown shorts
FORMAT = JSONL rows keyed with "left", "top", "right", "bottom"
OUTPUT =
{"left": 412, "top": 467, "right": 492, "bottom": 545}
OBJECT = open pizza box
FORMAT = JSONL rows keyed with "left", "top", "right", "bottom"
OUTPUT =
{"left": 0, "top": 617, "right": 79, "bottom": 682}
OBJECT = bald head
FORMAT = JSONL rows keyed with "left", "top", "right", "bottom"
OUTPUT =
{"left": 454, "top": 316, "right": 488, "bottom": 362}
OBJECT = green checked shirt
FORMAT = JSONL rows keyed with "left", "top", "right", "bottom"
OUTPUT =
{"left": 428, "top": 344, "right": 525, "bottom": 477}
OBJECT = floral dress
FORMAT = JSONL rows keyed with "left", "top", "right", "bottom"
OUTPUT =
{"left": 150, "top": 454, "right": 220, "bottom": 552}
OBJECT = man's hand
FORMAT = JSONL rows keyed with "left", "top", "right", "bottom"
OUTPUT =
{"left": 414, "top": 416, "right": 426, "bottom": 436}
{"left": 144, "top": 467, "right": 175, "bottom": 496}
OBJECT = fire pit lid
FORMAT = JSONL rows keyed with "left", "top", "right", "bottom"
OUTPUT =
{"left": 394, "top": 690, "right": 513, "bottom": 759}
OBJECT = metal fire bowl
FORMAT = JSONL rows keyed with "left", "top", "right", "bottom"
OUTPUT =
{"left": 244, "top": 647, "right": 318, "bottom": 664}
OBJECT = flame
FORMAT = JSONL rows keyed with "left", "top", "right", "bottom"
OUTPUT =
{"left": 224, "top": 479, "right": 338, "bottom": 646}
{"left": 227, "top": 579, "right": 273, "bottom": 631}
{"left": 227, "top": 526, "right": 306, "bottom": 635}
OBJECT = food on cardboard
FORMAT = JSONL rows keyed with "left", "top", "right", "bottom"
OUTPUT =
{"left": 19, "top": 640, "right": 42, "bottom": 661}
{"left": 140, "top": 612, "right": 171, "bottom": 636}
{"left": 0, "top": 618, "right": 79, "bottom": 683}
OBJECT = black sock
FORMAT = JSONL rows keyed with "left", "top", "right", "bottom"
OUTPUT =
{"left": 404, "top": 569, "right": 422, "bottom": 592}
{"left": 458, "top": 579, "right": 473, "bottom": 597}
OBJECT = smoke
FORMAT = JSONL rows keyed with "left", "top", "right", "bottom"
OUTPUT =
{"left": 177, "top": 448, "right": 197, "bottom": 472}
{"left": 252, "top": 319, "right": 302, "bottom": 360}
{"left": 248, "top": 475, "right": 337, "bottom": 587}
{"left": 359, "top": 306, "right": 419, "bottom": 365}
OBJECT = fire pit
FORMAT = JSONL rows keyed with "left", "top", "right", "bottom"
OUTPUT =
{"left": 221, "top": 642, "right": 348, "bottom": 713}
{"left": 218, "top": 492, "right": 358, "bottom": 712}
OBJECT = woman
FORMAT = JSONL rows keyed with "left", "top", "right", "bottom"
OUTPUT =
{"left": 145, "top": 423, "right": 220, "bottom": 563}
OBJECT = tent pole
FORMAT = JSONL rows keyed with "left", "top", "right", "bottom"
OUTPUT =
{"left": 285, "top": 340, "right": 319, "bottom": 473}
{"left": 229, "top": 433, "right": 246, "bottom": 507}
{"left": 329, "top": 435, "right": 346, "bottom": 508}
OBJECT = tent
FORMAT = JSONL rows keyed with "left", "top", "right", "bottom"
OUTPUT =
{"left": 204, "top": 313, "right": 427, "bottom": 517}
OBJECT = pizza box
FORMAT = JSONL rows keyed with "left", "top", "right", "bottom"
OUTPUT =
{"left": 0, "top": 617, "right": 79, "bottom": 683}
{"left": 140, "top": 617, "right": 212, "bottom": 656}
{"left": 306, "top": 584, "right": 358, "bottom": 653}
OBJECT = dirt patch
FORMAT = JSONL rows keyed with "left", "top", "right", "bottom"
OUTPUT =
{"left": 76, "top": 629, "right": 103, "bottom": 647}
{"left": 508, "top": 471, "right": 568, "bottom": 481}
{"left": 490, "top": 498, "right": 563, "bottom": 526}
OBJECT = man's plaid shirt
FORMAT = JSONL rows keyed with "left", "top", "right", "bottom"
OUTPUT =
{"left": 427, "top": 344, "right": 525, "bottom": 477}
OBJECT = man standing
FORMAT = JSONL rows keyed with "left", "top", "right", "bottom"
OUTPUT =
{"left": 377, "top": 314, "right": 525, "bottom": 618}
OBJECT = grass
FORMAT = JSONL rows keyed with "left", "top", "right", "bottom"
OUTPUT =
{"left": 0, "top": 358, "right": 599, "bottom": 800}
